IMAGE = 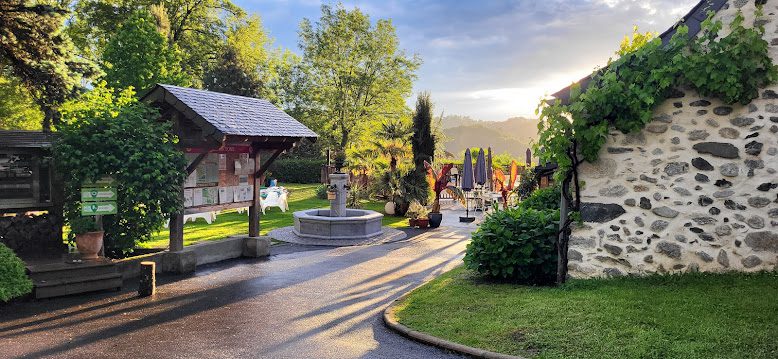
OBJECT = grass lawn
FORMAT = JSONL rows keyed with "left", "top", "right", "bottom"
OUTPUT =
{"left": 395, "top": 266, "right": 778, "bottom": 359}
{"left": 139, "top": 183, "right": 408, "bottom": 249}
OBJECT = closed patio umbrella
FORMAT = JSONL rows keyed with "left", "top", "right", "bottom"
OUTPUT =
{"left": 487, "top": 147, "right": 493, "bottom": 191}
{"left": 475, "top": 148, "right": 486, "bottom": 186}
{"left": 460, "top": 148, "right": 475, "bottom": 222}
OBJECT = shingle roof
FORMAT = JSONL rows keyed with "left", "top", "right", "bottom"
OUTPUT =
{"left": 0, "top": 130, "right": 54, "bottom": 148}
{"left": 550, "top": 0, "right": 728, "bottom": 104}
{"left": 143, "top": 84, "right": 318, "bottom": 140}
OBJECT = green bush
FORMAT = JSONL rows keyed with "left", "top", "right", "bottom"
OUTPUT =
{"left": 0, "top": 243, "right": 33, "bottom": 302}
{"left": 518, "top": 185, "right": 561, "bottom": 211}
{"left": 315, "top": 184, "right": 328, "bottom": 199}
{"left": 55, "top": 84, "right": 186, "bottom": 256}
{"left": 268, "top": 158, "right": 325, "bottom": 184}
{"left": 464, "top": 208, "right": 559, "bottom": 284}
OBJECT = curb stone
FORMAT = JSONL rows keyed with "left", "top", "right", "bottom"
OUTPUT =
{"left": 383, "top": 286, "right": 527, "bottom": 359}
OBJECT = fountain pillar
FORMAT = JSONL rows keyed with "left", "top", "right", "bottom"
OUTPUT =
{"left": 329, "top": 173, "right": 349, "bottom": 217}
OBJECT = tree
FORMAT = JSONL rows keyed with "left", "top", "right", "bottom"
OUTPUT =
{"left": 203, "top": 14, "right": 274, "bottom": 98}
{"left": 101, "top": 11, "right": 189, "bottom": 94}
{"left": 68, "top": 0, "right": 243, "bottom": 83}
{"left": 204, "top": 47, "right": 263, "bottom": 97}
{"left": 299, "top": 4, "right": 420, "bottom": 151}
{"left": 0, "top": 1, "right": 99, "bottom": 130}
{"left": 0, "top": 68, "right": 43, "bottom": 130}
{"left": 55, "top": 83, "right": 186, "bottom": 255}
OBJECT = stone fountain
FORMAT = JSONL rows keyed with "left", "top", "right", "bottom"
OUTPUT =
{"left": 293, "top": 173, "right": 384, "bottom": 240}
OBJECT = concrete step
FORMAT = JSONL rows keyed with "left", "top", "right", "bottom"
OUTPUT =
{"left": 33, "top": 273, "right": 122, "bottom": 299}
{"left": 27, "top": 259, "right": 117, "bottom": 282}
{"left": 27, "top": 259, "right": 123, "bottom": 299}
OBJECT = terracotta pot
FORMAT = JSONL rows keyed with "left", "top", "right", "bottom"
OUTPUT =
{"left": 409, "top": 218, "right": 418, "bottom": 227}
{"left": 75, "top": 231, "right": 104, "bottom": 260}
{"left": 327, "top": 191, "right": 337, "bottom": 200}
{"left": 417, "top": 218, "right": 430, "bottom": 229}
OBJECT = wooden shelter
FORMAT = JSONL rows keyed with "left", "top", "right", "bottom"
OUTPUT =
{"left": 142, "top": 84, "right": 317, "bottom": 252}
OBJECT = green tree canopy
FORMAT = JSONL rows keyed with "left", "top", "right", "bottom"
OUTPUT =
{"left": 0, "top": 1, "right": 99, "bottom": 130}
{"left": 299, "top": 4, "right": 421, "bottom": 151}
{"left": 68, "top": 0, "right": 243, "bottom": 84}
{"left": 101, "top": 10, "right": 189, "bottom": 94}
{"left": 55, "top": 83, "right": 186, "bottom": 255}
{"left": 0, "top": 68, "right": 43, "bottom": 130}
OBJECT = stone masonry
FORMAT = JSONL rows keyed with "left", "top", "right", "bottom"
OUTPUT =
{"left": 569, "top": 1, "right": 778, "bottom": 278}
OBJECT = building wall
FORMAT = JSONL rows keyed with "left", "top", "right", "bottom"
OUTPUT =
{"left": 569, "top": 0, "right": 778, "bottom": 278}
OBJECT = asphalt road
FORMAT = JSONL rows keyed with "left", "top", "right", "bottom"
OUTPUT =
{"left": 0, "top": 227, "right": 470, "bottom": 359}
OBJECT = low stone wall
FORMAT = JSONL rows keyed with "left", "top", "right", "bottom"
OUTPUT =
{"left": 116, "top": 236, "right": 271, "bottom": 279}
{"left": 0, "top": 213, "right": 64, "bottom": 256}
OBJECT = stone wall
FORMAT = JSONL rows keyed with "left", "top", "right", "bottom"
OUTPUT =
{"left": 568, "top": 0, "right": 778, "bottom": 278}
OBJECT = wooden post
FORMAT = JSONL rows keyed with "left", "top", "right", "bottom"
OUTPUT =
{"left": 557, "top": 182, "right": 569, "bottom": 285}
{"left": 138, "top": 261, "right": 156, "bottom": 297}
{"left": 249, "top": 149, "right": 261, "bottom": 237}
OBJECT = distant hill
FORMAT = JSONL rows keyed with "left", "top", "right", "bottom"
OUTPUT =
{"left": 440, "top": 115, "right": 539, "bottom": 159}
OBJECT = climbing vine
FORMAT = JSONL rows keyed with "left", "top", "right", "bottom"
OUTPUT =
{"left": 536, "top": 9, "right": 778, "bottom": 180}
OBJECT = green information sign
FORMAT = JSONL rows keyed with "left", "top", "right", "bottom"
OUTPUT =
{"left": 81, "top": 177, "right": 117, "bottom": 216}
{"left": 81, "top": 187, "right": 117, "bottom": 202}
{"left": 82, "top": 202, "right": 117, "bottom": 216}
{"left": 84, "top": 177, "right": 116, "bottom": 187}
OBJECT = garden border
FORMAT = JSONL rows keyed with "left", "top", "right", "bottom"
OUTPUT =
{"left": 383, "top": 282, "right": 526, "bottom": 359}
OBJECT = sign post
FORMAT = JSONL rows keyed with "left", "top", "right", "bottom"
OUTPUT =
{"left": 81, "top": 177, "right": 117, "bottom": 257}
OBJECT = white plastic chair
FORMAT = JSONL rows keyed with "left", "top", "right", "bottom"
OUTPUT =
{"left": 261, "top": 191, "right": 281, "bottom": 214}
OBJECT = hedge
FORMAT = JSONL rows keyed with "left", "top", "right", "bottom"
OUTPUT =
{"left": 267, "top": 158, "right": 325, "bottom": 184}
{"left": 0, "top": 243, "right": 33, "bottom": 302}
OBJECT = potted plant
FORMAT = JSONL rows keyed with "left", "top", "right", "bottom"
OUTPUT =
{"left": 424, "top": 161, "right": 465, "bottom": 228}
{"left": 406, "top": 200, "right": 430, "bottom": 228}
{"left": 326, "top": 184, "right": 338, "bottom": 200}
{"left": 70, "top": 216, "right": 103, "bottom": 260}
{"left": 493, "top": 161, "right": 519, "bottom": 209}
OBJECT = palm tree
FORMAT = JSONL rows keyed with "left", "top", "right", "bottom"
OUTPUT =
{"left": 371, "top": 118, "right": 412, "bottom": 173}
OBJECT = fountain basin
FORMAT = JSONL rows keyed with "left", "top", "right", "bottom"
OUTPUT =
{"left": 293, "top": 209, "right": 384, "bottom": 240}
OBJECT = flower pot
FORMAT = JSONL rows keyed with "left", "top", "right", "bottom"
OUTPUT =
{"left": 75, "top": 231, "right": 104, "bottom": 260}
{"left": 428, "top": 212, "right": 442, "bottom": 228}
{"left": 327, "top": 191, "right": 337, "bottom": 200}
{"left": 417, "top": 218, "right": 430, "bottom": 229}
{"left": 409, "top": 218, "right": 418, "bottom": 227}
{"left": 384, "top": 201, "right": 396, "bottom": 215}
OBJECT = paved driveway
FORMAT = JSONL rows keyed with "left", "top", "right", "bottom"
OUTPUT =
{"left": 0, "top": 227, "right": 470, "bottom": 359}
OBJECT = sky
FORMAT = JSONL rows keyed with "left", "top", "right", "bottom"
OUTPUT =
{"left": 234, "top": 0, "right": 699, "bottom": 121}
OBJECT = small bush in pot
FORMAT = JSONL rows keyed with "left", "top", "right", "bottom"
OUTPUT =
{"left": 70, "top": 216, "right": 103, "bottom": 260}
{"left": 424, "top": 161, "right": 464, "bottom": 228}
{"left": 405, "top": 200, "right": 430, "bottom": 228}
{"left": 0, "top": 243, "right": 33, "bottom": 302}
{"left": 464, "top": 207, "right": 559, "bottom": 285}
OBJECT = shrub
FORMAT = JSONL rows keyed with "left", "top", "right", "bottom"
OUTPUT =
{"left": 464, "top": 208, "right": 559, "bottom": 284}
{"left": 0, "top": 243, "right": 33, "bottom": 302}
{"left": 346, "top": 183, "right": 365, "bottom": 209}
{"left": 518, "top": 184, "right": 561, "bottom": 211}
{"left": 405, "top": 200, "right": 429, "bottom": 220}
{"left": 55, "top": 84, "right": 186, "bottom": 256}
{"left": 315, "top": 184, "right": 328, "bottom": 200}
{"left": 268, "top": 158, "right": 325, "bottom": 184}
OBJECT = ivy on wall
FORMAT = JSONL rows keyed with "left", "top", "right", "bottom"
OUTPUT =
{"left": 536, "top": 10, "right": 778, "bottom": 179}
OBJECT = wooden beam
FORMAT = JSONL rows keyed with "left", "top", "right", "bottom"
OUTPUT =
{"left": 185, "top": 152, "right": 208, "bottom": 175}
{"left": 248, "top": 148, "right": 262, "bottom": 237}
{"left": 254, "top": 148, "right": 284, "bottom": 179}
